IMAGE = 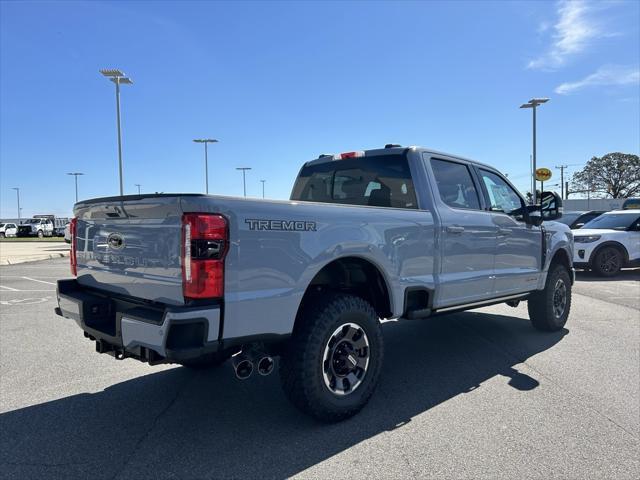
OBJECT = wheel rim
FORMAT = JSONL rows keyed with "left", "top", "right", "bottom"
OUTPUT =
{"left": 552, "top": 278, "right": 567, "bottom": 319}
{"left": 322, "top": 322, "right": 370, "bottom": 396}
{"left": 599, "top": 249, "right": 620, "bottom": 273}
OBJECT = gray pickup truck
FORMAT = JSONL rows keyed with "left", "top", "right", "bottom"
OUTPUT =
{"left": 56, "top": 145, "right": 574, "bottom": 421}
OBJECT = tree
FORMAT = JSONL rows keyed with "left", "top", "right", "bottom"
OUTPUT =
{"left": 525, "top": 190, "right": 542, "bottom": 204}
{"left": 570, "top": 152, "right": 640, "bottom": 199}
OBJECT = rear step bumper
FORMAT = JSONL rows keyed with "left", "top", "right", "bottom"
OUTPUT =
{"left": 55, "top": 279, "right": 221, "bottom": 365}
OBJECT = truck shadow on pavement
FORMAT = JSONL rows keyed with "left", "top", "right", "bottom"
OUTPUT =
{"left": 0, "top": 311, "right": 567, "bottom": 480}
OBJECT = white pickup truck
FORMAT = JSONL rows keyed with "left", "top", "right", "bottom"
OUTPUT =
{"left": 0, "top": 222, "right": 18, "bottom": 238}
{"left": 16, "top": 215, "right": 69, "bottom": 238}
{"left": 56, "top": 145, "right": 574, "bottom": 421}
{"left": 17, "top": 217, "right": 55, "bottom": 238}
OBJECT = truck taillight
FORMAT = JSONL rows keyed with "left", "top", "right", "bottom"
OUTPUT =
{"left": 70, "top": 217, "right": 78, "bottom": 276}
{"left": 182, "top": 213, "right": 228, "bottom": 300}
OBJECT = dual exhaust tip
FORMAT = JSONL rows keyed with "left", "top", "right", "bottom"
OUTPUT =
{"left": 233, "top": 354, "right": 274, "bottom": 380}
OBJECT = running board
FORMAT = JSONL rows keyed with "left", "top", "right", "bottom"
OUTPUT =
{"left": 434, "top": 294, "right": 529, "bottom": 314}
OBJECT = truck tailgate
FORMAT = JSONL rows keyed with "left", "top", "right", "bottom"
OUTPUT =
{"left": 74, "top": 195, "right": 185, "bottom": 305}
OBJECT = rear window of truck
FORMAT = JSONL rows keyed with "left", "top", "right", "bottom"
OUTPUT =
{"left": 291, "top": 155, "right": 418, "bottom": 209}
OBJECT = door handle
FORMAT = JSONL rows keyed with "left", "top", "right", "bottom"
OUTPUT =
{"left": 498, "top": 228, "right": 512, "bottom": 236}
{"left": 446, "top": 226, "right": 465, "bottom": 234}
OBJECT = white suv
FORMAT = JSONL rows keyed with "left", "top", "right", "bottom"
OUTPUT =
{"left": 0, "top": 223, "right": 18, "bottom": 238}
{"left": 573, "top": 210, "right": 640, "bottom": 276}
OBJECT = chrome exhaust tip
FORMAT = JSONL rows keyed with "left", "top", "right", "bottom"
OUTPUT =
{"left": 257, "top": 356, "right": 275, "bottom": 376}
{"left": 233, "top": 359, "right": 253, "bottom": 380}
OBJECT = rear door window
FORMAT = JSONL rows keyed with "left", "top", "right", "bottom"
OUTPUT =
{"left": 430, "top": 158, "right": 481, "bottom": 210}
{"left": 291, "top": 155, "right": 418, "bottom": 209}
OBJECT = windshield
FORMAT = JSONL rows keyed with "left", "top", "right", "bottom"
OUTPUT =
{"left": 556, "top": 212, "right": 581, "bottom": 226}
{"left": 582, "top": 213, "right": 639, "bottom": 230}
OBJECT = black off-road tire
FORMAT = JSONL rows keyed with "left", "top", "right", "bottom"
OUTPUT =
{"left": 279, "top": 293, "right": 384, "bottom": 422}
{"left": 37, "top": 230, "right": 44, "bottom": 238}
{"left": 592, "top": 246, "right": 623, "bottom": 277}
{"left": 0, "top": 233, "right": 5, "bottom": 238}
{"left": 527, "top": 264, "right": 572, "bottom": 332}
{"left": 179, "top": 351, "right": 231, "bottom": 370}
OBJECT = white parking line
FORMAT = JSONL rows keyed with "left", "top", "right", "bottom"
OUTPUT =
{"left": 22, "top": 276, "right": 56, "bottom": 286}
{"left": 0, "top": 285, "right": 19, "bottom": 291}
{"left": 0, "top": 297, "right": 51, "bottom": 306}
{"left": 0, "top": 275, "right": 61, "bottom": 278}
{"left": 0, "top": 288, "right": 55, "bottom": 292}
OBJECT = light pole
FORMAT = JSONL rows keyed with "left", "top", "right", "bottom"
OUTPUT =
{"left": 260, "top": 179, "right": 266, "bottom": 199}
{"left": 555, "top": 165, "right": 568, "bottom": 199}
{"left": 66, "top": 172, "right": 84, "bottom": 203}
{"left": 11, "top": 187, "right": 21, "bottom": 220}
{"left": 236, "top": 167, "right": 252, "bottom": 197}
{"left": 100, "top": 69, "right": 133, "bottom": 196}
{"left": 520, "top": 98, "right": 549, "bottom": 203}
{"left": 135, "top": 183, "right": 141, "bottom": 194}
{"left": 193, "top": 139, "right": 218, "bottom": 194}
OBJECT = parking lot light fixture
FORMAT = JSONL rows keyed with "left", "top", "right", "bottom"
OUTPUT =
{"left": 100, "top": 69, "right": 133, "bottom": 196}
{"left": 11, "top": 187, "right": 21, "bottom": 220}
{"left": 236, "top": 167, "right": 252, "bottom": 197}
{"left": 520, "top": 98, "right": 549, "bottom": 204}
{"left": 260, "top": 179, "right": 266, "bottom": 199}
{"left": 193, "top": 139, "right": 219, "bottom": 194}
{"left": 66, "top": 172, "right": 85, "bottom": 203}
{"left": 135, "top": 183, "right": 142, "bottom": 195}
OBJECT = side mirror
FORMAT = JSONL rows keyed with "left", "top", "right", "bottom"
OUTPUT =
{"left": 541, "top": 191, "right": 563, "bottom": 221}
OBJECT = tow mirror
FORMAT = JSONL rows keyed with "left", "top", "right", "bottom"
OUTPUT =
{"left": 540, "top": 191, "right": 562, "bottom": 221}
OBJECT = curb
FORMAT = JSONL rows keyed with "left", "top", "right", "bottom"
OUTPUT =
{"left": 0, "top": 252, "right": 70, "bottom": 266}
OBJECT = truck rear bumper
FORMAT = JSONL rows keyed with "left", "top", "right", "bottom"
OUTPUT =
{"left": 55, "top": 279, "right": 221, "bottom": 364}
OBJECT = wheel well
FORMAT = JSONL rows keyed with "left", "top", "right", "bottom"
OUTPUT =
{"left": 589, "top": 242, "right": 629, "bottom": 264}
{"left": 550, "top": 248, "right": 571, "bottom": 273}
{"left": 299, "top": 257, "right": 392, "bottom": 320}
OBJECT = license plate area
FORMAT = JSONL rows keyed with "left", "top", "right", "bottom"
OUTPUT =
{"left": 58, "top": 279, "right": 117, "bottom": 338}
{"left": 82, "top": 297, "right": 116, "bottom": 337}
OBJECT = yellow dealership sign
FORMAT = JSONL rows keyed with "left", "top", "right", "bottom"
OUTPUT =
{"left": 535, "top": 168, "right": 552, "bottom": 182}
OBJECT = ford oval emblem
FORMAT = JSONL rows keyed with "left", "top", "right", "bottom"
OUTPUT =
{"left": 107, "top": 232, "right": 125, "bottom": 250}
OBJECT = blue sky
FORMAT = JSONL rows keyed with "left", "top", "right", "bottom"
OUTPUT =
{"left": 1, "top": 0, "right": 638, "bottom": 218}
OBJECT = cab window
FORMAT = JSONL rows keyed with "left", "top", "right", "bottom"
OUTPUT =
{"left": 478, "top": 169, "right": 524, "bottom": 216}
{"left": 430, "top": 158, "right": 481, "bottom": 210}
{"left": 291, "top": 155, "right": 418, "bottom": 209}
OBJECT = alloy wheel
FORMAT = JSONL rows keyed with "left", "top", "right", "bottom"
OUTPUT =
{"left": 552, "top": 278, "right": 567, "bottom": 319}
{"left": 322, "top": 323, "right": 370, "bottom": 396}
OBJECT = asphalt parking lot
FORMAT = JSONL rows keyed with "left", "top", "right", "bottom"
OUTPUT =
{"left": 1, "top": 259, "right": 638, "bottom": 479}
